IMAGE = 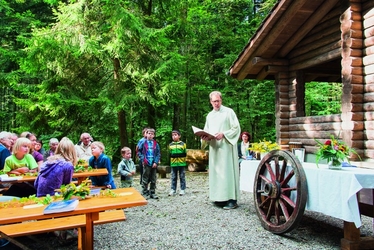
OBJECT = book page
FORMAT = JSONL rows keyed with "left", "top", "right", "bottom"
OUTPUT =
{"left": 192, "top": 126, "right": 215, "bottom": 140}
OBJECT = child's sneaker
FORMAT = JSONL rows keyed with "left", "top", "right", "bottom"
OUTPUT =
{"left": 149, "top": 193, "right": 159, "bottom": 199}
{"left": 179, "top": 190, "right": 185, "bottom": 196}
{"left": 168, "top": 190, "right": 176, "bottom": 196}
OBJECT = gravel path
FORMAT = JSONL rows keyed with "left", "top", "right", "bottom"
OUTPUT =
{"left": 2, "top": 171, "right": 373, "bottom": 249}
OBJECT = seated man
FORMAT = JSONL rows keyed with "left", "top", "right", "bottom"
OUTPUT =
{"left": 75, "top": 133, "right": 93, "bottom": 162}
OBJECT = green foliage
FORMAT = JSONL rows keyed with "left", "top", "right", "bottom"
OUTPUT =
{"left": 0, "top": 0, "right": 342, "bottom": 166}
{"left": 305, "top": 82, "right": 342, "bottom": 116}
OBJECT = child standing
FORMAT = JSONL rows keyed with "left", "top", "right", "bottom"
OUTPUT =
{"left": 117, "top": 147, "right": 136, "bottom": 188}
{"left": 89, "top": 141, "right": 116, "bottom": 189}
{"left": 138, "top": 128, "right": 161, "bottom": 199}
{"left": 168, "top": 130, "right": 187, "bottom": 196}
{"left": 136, "top": 127, "right": 148, "bottom": 185}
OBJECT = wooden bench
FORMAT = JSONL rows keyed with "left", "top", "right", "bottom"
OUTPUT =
{"left": 0, "top": 209, "right": 126, "bottom": 250}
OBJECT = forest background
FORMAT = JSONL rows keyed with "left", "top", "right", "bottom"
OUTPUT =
{"left": 0, "top": 0, "right": 341, "bottom": 164}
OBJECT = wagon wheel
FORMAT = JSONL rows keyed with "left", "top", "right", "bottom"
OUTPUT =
{"left": 253, "top": 150, "right": 307, "bottom": 234}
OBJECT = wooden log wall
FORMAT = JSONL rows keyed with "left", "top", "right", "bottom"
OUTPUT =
{"left": 289, "top": 115, "right": 342, "bottom": 153}
{"left": 282, "top": 4, "right": 344, "bottom": 154}
{"left": 279, "top": 1, "right": 366, "bottom": 160}
{"left": 363, "top": 0, "right": 374, "bottom": 159}
{"left": 340, "top": 0, "right": 365, "bottom": 160}
{"left": 275, "top": 72, "right": 290, "bottom": 151}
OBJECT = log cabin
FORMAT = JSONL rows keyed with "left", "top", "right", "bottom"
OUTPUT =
{"left": 230, "top": 0, "right": 374, "bottom": 163}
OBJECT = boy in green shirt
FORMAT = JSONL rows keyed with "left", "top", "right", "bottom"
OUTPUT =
{"left": 168, "top": 130, "right": 187, "bottom": 196}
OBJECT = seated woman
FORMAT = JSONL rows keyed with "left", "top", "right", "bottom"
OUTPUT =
{"left": 3, "top": 138, "right": 38, "bottom": 197}
{"left": 35, "top": 139, "right": 46, "bottom": 155}
{"left": 35, "top": 137, "right": 77, "bottom": 197}
{"left": 25, "top": 133, "right": 44, "bottom": 170}
{"left": 237, "top": 131, "right": 256, "bottom": 165}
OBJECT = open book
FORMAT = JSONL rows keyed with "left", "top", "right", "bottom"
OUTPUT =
{"left": 192, "top": 126, "right": 215, "bottom": 140}
{"left": 43, "top": 199, "right": 79, "bottom": 214}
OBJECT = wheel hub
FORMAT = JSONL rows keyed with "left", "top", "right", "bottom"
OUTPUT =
{"left": 264, "top": 181, "right": 281, "bottom": 198}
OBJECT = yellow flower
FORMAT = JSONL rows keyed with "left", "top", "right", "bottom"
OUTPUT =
{"left": 249, "top": 139, "right": 280, "bottom": 153}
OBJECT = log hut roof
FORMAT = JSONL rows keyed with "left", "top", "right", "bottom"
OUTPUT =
{"left": 229, "top": 0, "right": 341, "bottom": 82}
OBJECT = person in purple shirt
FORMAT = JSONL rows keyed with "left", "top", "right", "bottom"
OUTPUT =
{"left": 34, "top": 137, "right": 77, "bottom": 197}
{"left": 24, "top": 132, "right": 44, "bottom": 170}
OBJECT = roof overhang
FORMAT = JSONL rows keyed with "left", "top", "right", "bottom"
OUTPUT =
{"left": 230, "top": 0, "right": 340, "bottom": 81}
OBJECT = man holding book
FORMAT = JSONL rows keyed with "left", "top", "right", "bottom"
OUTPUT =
{"left": 200, "top": 91, "right": 241, "bottom": 209}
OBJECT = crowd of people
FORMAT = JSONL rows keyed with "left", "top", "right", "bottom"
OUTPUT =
{"left": 0, "top": 91, "right": 255, "bottom": 209}
{"left": 0, "top": 131, "right": 117, "bottom": 198}
{"left": 0, "top": 91, "right": 257, "bottom": 248}
{"left": 0, "top": 128, "right": 189, "bottom": 201}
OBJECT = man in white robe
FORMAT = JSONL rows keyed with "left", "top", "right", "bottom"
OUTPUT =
{"left": 201, "top": 91, "right": 241, "bottom": 209}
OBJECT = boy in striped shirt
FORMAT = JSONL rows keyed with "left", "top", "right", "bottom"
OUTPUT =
{"left": 168, "top": 130, "right": 187, "bottom": 196}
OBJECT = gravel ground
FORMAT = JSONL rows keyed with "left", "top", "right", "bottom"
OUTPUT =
{"left": 2, "top": 171, "right": 374, "bottom": 249}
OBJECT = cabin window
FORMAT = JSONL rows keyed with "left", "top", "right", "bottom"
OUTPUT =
{"left": 305, "top": 81, "right": 342, "bottom": 116}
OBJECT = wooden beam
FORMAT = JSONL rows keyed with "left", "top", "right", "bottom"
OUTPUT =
{"left": 290, "top": 40, "right": 341, "bottom": 65}
{"left": 289, "top": 48, "right": 341, "bottom": 71}
{"left": 256, "top": 67, "right": 269, "bottom": 80}
{"left": 251, "top": 57, "right": 288, "bottom": 66}
{"left": 254, "top": 0, "right": 312, "bottom": 56}
{"left": 256, "top": 66, "right": 289, "bottom": 80}
{"left": 288, "top": 31, "right": 341, "bottom": 59}
{"left": 278, "top": 0, "right": 340, "bottom": 57}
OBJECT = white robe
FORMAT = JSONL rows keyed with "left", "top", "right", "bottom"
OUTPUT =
{"left": 203, "top": 105, "right": 241, "bottom": 202}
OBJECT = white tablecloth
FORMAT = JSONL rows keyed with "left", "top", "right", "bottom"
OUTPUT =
{"left": 240, "top": 160, "right": 374, "bottom": 228}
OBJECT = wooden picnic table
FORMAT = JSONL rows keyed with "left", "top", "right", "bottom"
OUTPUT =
{"left": 0, "top": 168, "right": 108, "bottom": 186}
{"left": 0, "top": 187, "right": 147, "bottom": 249}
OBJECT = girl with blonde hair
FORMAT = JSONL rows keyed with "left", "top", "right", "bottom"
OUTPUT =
{"left": 34, "top": 137, "right": 77, "bottom": 197}
{"left": 4, "top": 137, "right": 38, "bottom": 175}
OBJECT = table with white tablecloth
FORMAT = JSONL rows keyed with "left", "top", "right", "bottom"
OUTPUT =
{"left": 240, "top": 160, "right": 374, "bottom": 228}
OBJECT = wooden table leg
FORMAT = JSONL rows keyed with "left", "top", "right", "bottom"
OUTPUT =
{"left": 77, "top": 177, "right": 84, "bottom": 185}
{"left": 84, "top": 212, "right": 99, "bottom": 250}
{"left": 78, "top": 227, "right": 84, "bottom": 250}
{"left": 341, "top": 221, "right": 374, "bottom": 250}
{"left": 341, "top": 221, "right": 360, "bottom": 250}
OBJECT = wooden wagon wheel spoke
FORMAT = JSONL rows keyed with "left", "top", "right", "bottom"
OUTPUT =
{"left": 259, "top": 174, "right": 272, "bottom": 184}
{"left": 280, "top": 170, "right": 295, "bottom": 186}
{"left": 281, "top": 187, "right": 297, "bottom": 192}
{"left": 259, "top": 196, "right": 270, "bottom": 207}
{"left": 278, "top": 199, "right": 290, "bottom": 220}
{"left": 265, "top": 162, "right": 276, "bottom": 180}
{"left": 253, "top": 150, "right": 307, "bottom": 234}
{"left": 280, "top": 194, "right": 296, "bottom": 208}
{"left": 279, "top": 160, "right": 287, "bottom": 182}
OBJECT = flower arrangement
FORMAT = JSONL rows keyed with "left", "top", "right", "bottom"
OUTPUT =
{"left": 315, "top": 135, "right": 359, "bottom": 167}
{"left": 249, "top": 139, "right": 280, "bottom": 153}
